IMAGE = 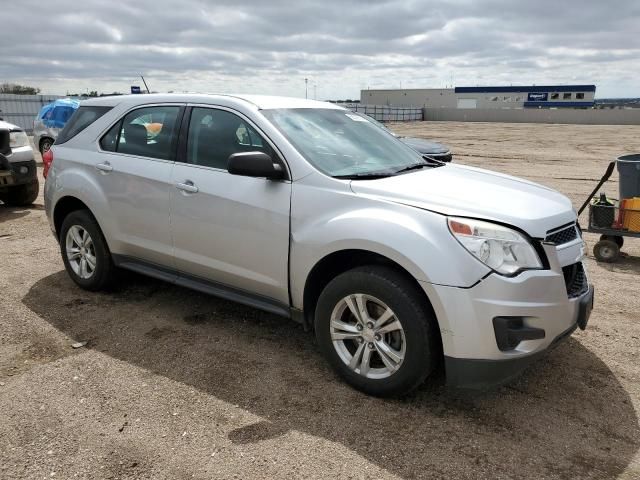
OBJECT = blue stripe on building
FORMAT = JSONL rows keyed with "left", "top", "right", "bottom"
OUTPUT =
{"left": 523, "top": 101, "right": 594, "bottom": 108}
{"left": 455, "top": 85, "right": 596, "bottom": 94}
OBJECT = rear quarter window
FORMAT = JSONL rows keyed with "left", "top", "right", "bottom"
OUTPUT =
{"left": 55, "top": 106, "right": 112, "bottom": 145}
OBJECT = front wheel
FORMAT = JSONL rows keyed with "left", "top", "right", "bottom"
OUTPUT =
{"left": 3, "top": 180, "right": 39, "bottom": 206}
{"left": 315, "top": 266, "right": 439, "bottom": 397}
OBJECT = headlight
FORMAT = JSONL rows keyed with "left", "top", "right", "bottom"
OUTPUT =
{"left": 9, "top": 131, "right": 29, "bottom": 148}
{"left": 448, "top": 217, "right": 542, "bottom": 275}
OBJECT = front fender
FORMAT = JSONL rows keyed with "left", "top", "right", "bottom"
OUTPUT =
{"left": 289, "top": 182, "right": 490, "bottom": 309}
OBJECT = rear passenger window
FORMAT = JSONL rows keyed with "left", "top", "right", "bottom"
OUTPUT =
{"left": 100, "top": 106, "right": 181, "bottom": 161}
{"left": 186, "top": 107, "right": 273, "bottom": 169}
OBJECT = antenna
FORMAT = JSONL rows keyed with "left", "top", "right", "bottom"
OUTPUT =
{"left": 140, "top": 75, "right": 150, "bottom": 94}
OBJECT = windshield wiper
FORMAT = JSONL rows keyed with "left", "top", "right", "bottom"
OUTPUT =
{"left": 422, "top": 155, "right": 446, "bottom": 165}
{"left": 394, "top": 157, "right": 445, "bottom": 175}
{"left": 333, "top": 172, "right": 393, "bottom": 180}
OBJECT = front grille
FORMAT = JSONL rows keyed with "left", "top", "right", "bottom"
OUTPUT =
{"left": 562, "top": 262, "right": 588, "bottom": 298}
{"left": 545, "top": 225, "right": 578, "bottom": 245}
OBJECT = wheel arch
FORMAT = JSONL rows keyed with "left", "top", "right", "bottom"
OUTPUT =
{"left": 302, "top": 249, "right": 441, "bottom": 338}
{"left": 53, "top": 196, "right": 98, "bottom": 240}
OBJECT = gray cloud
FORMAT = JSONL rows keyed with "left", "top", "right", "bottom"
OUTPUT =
{"left": 1, "top": 0, "right": 638, "bottom": 98}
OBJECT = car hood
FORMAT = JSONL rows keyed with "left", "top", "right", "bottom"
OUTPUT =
{"left": 400, "top": 136, "right": 449, "bottom": 154}
{"left": 0, "top": 120, "right": 21, "bottom": 131}
{"left": 349, "top": 163, "right": 576, "bottom": 238}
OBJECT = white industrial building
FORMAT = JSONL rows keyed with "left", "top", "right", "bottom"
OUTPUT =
{"left": 360, "top": 85, "right": 596, "bottom": 109}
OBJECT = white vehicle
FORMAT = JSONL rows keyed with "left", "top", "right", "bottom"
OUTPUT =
{"left": 0, "top": 120, "right": 39, "bottom": 206}
{"left": 44, "top": 94, "right": 593, "bottom": 396}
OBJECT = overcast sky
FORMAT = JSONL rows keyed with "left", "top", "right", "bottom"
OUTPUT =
{"left": 1, "top": 0, "right": 639, "bottom": 99}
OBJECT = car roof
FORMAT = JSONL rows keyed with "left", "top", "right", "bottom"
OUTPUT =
{"left": 79, "top": 93, "right": 345, "bottom": 111}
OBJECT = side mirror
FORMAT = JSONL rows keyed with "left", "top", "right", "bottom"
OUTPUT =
{"left": 227, "top": 151, "right": 285, "bottom": 180}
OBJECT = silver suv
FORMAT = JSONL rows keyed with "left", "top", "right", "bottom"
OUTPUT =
{"left": 44, "top": 94, "right": 593, "bottom": 396}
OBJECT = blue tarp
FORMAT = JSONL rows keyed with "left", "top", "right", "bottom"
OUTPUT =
{"left": 38, "top": 98, "right": 80, "bottom": 129}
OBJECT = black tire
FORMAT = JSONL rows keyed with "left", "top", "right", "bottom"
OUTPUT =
{"left": 4, "top": 179, "right": 39, "bottom": 206}
{"left": 593, "top": 239, "right": 620, "bottom": 263}
{"left": 40, "top": 138, "right": 53, "bottom": 155}
{"left": 600, "top": 234, "right": 624, "bottom": 248}
{"left": 60, "top": 209, "right": 116, "bottom": 291}
{"left": 314, "top": 265, "right": 439, "bottom": 397}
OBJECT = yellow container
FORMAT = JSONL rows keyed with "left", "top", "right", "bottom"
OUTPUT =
{"left": 622, "top": 197, "right": 640, "bottom": 232}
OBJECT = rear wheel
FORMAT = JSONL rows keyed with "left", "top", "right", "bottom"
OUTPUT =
{"left": 593, "top": 239, "right": 620, "bottom": 263}
{"left": 315, "top": 266, "right": 439, "bottom": 397}
{"left": 60, "top": 210, "right": 116, "bottom": 291}
{"left": 40, "top": 138, "right": 53, "bottom": 155}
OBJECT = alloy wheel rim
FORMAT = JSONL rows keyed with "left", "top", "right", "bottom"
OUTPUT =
{"left": 330, "top": 294, "right": 406, "bottom": 379}
{"left": 65, "top": 225, "right": 96, "bottom": 279}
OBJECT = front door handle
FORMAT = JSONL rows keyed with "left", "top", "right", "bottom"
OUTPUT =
{"left": 96, "top": 161, "right": 113, "bottom": 172}
{"left": 176, "top": 180, "right": 199, "bottom": 194}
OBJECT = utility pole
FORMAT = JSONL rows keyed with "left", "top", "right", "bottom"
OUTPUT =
{"left": 305, "top": 78, "right": 308, "bottom": 99}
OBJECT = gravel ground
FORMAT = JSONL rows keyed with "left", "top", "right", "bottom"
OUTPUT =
{"left": 1, "top": 122, "right": 639, "bottom": 479}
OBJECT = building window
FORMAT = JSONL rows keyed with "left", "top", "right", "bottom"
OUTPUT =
{"left": 551, "top": 93, "right": 560, "bottom": 100}
{"left": 563, "top": 93, "right": 572, "bottom": 100}
{"left": 515, "top": 96, "right": 522, "bottom": 102}
{"left": 503, "top": 96, "right": 510, "bottom": 101}
{"left": 576, "top": 92, "right": 585, "bottom": 99}
{"left": 491, "top": 96, "right": 498, "bottom": 101}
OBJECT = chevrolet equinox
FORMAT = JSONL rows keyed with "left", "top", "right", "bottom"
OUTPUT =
{"left": 44, "top": 94, "right": 594, "bottom": 396}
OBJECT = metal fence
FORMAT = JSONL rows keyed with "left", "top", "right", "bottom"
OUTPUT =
{"left": 343, "top": 104, "right": 423, "bottom": 122}
{"left": 0, "top": 94, "right": 64, "bottom": 132}
{"left": 423, "top": 107, "right": 640, "bottom": 125}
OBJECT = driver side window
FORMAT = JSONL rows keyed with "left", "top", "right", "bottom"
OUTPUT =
{"left": 186, "top": 108, "right": 273, "bottom": 170}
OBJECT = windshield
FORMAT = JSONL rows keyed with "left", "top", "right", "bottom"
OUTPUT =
{"left": 261, "top": 108, "right": 429, "bottom": 178}
{"left": 353, "top": 111, "right": 394, "bottom": 134}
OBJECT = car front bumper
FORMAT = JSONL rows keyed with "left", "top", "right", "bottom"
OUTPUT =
{"left": 0, "top": 158, "right": 38, "bottom": 189}
{"left": 421, "top": 242, "right": 593, "bottom": 389}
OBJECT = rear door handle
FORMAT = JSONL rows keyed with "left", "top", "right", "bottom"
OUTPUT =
{"left": 96, "top": 162, "right": 113, "bottom": 172}
{"left": 176, "top": 180, "right": 199, "bottom": 194}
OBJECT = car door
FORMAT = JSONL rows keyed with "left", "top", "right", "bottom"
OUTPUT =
{"left": 95, "top": 104, "right": 183, "bottom": 267}
{"left": 170, "top": 106, "right": 292, "bottom": 305}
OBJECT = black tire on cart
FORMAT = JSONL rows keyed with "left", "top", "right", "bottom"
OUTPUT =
{"left": 600, "top": 234, "right": 624, "bottom": 248}
{"left": 593, "top": 239, "right": 620, "bottom": 263}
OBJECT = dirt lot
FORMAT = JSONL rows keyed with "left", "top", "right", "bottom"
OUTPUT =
{"left": 1, "top": 122, "right": 639, "bottom": 479}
